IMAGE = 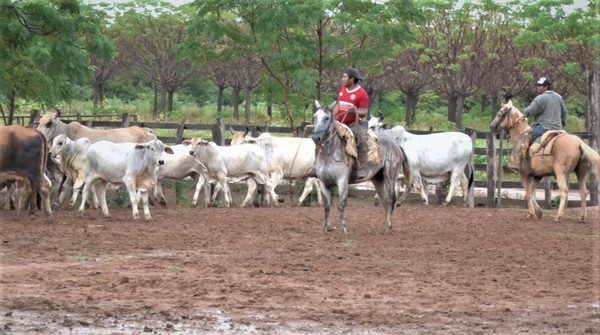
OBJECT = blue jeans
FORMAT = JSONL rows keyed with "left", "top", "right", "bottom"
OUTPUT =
{"left": 531, "top": 124, "right": 547, "bottom": 143}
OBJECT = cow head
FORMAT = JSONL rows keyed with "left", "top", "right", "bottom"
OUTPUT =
{"left": 37, "top": 111, "right": 62, "bottom": 143}
{"left": 135, "top": 139, "right": 173, "bottom": 166}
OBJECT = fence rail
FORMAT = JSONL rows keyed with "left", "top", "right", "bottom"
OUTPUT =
{"left": 17, "top": 111, "right": 600, "bottom": 207}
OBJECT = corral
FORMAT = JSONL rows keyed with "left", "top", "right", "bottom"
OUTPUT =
{"left": 1, "top": 188, "right": 599, "bottom": 334}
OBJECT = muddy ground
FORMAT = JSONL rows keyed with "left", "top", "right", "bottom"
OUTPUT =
{"left": 1, "top": 187, "right": 599, "bottom": 334}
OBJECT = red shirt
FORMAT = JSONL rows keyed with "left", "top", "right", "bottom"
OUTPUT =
{"left": 336, "top": 85, "right": 369, "bottom": 125}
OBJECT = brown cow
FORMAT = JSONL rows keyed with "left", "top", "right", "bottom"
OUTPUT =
{"left": 0, "top": 125, "right": 53, "bottom": 221}
{"left": 36, "top": 110, "right": 157, "bottom": 143}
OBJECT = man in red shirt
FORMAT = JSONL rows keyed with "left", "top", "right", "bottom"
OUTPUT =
{"left": 335, "top": 68, "right": 369, "bottom": 179}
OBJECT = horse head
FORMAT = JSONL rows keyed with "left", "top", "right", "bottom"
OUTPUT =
{"left": 312, "top": 100, "right": 336, "bottom": 145}
{"left": 490, "top": 100, "right": 518, "bottom": 132}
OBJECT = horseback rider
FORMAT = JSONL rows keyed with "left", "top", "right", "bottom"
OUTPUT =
{"left": 334, "top": 68, "right": 369, "bottom": 179}
{"left": 505, "top": 77, "right": 568, "bottom": 173}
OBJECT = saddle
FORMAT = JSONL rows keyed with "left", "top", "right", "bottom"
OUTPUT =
{"left": 334, "top": 123, "right": 382, "bottom": 165}
{"left": 527, "top": 130, "right": 567, "bottom": 157}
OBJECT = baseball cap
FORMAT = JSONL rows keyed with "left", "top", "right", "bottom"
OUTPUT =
{"left": 536, "top": 77, "right": 551, "bottom": 86}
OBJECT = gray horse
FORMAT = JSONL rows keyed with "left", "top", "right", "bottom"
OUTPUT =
{"left": 311, "top": 101, "right": 410, "bottom": 233}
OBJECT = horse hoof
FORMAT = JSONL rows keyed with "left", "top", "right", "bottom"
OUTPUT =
{"left": 536, "top": 211, "right": 543, "bottom": 219}
{"left": 554, "top": 216, "right": 562, "bottom": 222}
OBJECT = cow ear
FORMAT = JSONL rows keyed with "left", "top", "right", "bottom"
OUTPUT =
{"left": 203, "top": 141, "right": 209, "bottom": 147}
{"left": 247, "top": 139, "right": 257, "bottom": 144}
{"left": 164, "top": 147, "right": 174, "bottom": 155}
{"left": 181, "top": 140, "right": 191, "bottom": 146}
{"left": 134, "top": 144, "right": 145, "bottom": 150}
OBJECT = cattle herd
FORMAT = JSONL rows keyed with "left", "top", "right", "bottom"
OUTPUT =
{"left": 0, "top": 110, "right": 475, "bottom": 226}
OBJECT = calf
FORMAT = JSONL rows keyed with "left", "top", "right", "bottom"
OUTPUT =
{"left": 0, "top": 125, "right": 53, "bottom": 221}
{"left": 78, "top": 139, "right": 173, "bottom": 221}
{"left": 188, "top": 137, "right": 279, "bottom": 208}
{"left": 155, "top": 143, "right": 211, "bottom": 207}
{"left": 232, "top": 132, "right": 322, "bottom": 206}
{"left": 49, "top": 134, "right": 93, "bottom": 207}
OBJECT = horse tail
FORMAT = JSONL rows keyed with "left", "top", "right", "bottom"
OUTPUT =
{"left": 466, "top": 150, "right": 474, "bottom": 190}
{"left": 580, "top": 142, "right": 600, "bottom": 177}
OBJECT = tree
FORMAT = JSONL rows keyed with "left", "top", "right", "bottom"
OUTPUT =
{"left": 190, "top": 0, "right": 421, "bottom": 134}
{"left": 0, "top": 0, "right": 112, "bottom": 124}
{"left": 516, "top": 0, "right": 599, "bottom": 151}
{"left": 112, "top": 0, "right": 195, "bottom": 118}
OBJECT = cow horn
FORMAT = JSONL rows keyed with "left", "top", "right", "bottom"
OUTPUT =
{"left": 228, "top": 126, "right": 235, "bottom": 134}
{"left": 243, "top": 126, "right": 249, "bottom": 137}
{"left": 55, "top": 108, "right": 61, "bottom": 117}
{"left": 378, "top": 111, "right": 385, "bottom": 120}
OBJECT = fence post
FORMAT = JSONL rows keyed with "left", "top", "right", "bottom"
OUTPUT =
{"left": 486, "top": 132, "right": 497, "bottom": 207}
{"left": 465, "top": 128, "right": 477, "bottom": 208}
{"left": 496, "top": 132, "right": 505, "bottom": 207}
{"left": 76, "top": 113, "right": 82, "bottom": 123}
{"left": 176, "top": 119, "right": 186, "bottom": 144}
{"left": 122, "top": 113, "right": 130, "bottom": 127}
{"left": 28, "top": 109, "right": 39, "bottom": 128}
{"left": 590, "top": 169, "right": 599, "bottom": 206}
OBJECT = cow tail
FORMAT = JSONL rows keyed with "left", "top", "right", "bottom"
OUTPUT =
{"left": 467, "top": 150, "right": 474, "bottom": 190}
{"left": 399, "top": 146, "right": 411, "bottom": 191}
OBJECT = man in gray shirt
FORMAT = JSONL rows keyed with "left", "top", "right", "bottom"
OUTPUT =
{"left": 505, "top": 77, "right": 568, "bottom": 173}
{"left": 523, "top": 77, "right": 567, "bottom": 142}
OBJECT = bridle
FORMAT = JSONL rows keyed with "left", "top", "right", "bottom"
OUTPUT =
{"left": 493, "top": 106, "right": 527, "bottom": 132}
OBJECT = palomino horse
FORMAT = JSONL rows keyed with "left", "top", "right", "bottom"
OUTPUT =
{"left": 311, "top": 101, "right": 410, "bottom": 232}
{"left": 490, "top": 100, "right": 600, "bottom": 222}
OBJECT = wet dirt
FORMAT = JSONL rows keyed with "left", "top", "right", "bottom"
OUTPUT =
{"left": 1, "top": 189, "right": 599, "bottom": 334}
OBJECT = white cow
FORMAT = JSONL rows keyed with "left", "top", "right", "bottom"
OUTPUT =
{"left": 78, "top": 139, "right": 174, "bottom": 221}
{"left": 49, "top": 134, "right": 94, "bottom": 207}
{"left": 231, "top": 132, "right": 322, "bottom": 206}
{"left": 369, "top": 117, "right": 474, "bottom": 205}
{"left": 154, "top": 143, "right": 212, "bottom": 207}
{"left": 187, "top": 137, "right": 279, "bottom": 208}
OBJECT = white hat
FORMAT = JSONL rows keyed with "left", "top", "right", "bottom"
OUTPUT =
{"left": 536, "top": 77, "right": 551, "bottom": 86}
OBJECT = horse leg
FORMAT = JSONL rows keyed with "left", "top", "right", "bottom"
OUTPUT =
{"left": 337, "top": 180, "right": 349, "bottom": 233}
{"left": 318, "top": 180, "right": 333, "bottom": 232}
{"left": 553, "top": 170, "right": 570, "bottom": 222}
{"left": 575, "top": 165, "right": 589, "bottom": 222}
{"left": 372, "top": 177, "right": 395, "bottom": 230}
{"left": 522, "top": 175, "right": 540, "bottom": 219}
{"left": 529, "top": 177, "right": 543, "bottom": 219}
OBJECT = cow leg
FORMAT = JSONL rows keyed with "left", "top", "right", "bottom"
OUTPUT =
{"left": 257, "top": 172, "right": 279, "bottom": 206}
{"left": 442, "top": 170, "right": 460, "bottom": 206}
{"left": 460, "top": 172, "right": 469, "bottom": 206}
{"left": 191, "top": 175, "right": 207, "bottom": 207}
{"left": 215, "top": 174, "right": 232, "bottom": 208}
{"left": 241, "top": 178, "right": 258, "bottom": 207}
{"left": 55, "top": 177, "right": 72, "bottom": 209}
{"left": 95, "top": 181, "right": 110, "bottom": 218}
{"left": 140, "top": 189, "right": 152, "bottom": 221}
{"left": 298, "top": 177, "right": 318, "bottom": 206}
{"left": 69, "top": 176, "right": 86, "bottom": 207}
{"left": 414, "top": 175, "right": 429, "bottom": 205}
{"left": 154, "top": 182, "right": 168, "bottom": 207}
{"left": 39, "top": 175, "right": 53, "bottom": 221}
{"left": 123, "top": 177, "right": 140, "bottom": 221}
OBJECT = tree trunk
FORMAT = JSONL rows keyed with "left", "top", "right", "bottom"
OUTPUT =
{"left": 480, "top": 94, "right": 488, "bottom": 115}
{"left": 267, "top": 89, "right": 272, "bottom": 119}
{"left": 491, "top": 95, "right": 499, "bottom": 120}
{"left": 152, "top": 82, "right": 159, "bottom": 119}
{"left": 7, "top": 89, "right": 16, "bottom": 125}
{"left": 244, "top": 87, "right": 252, "bottom": 126}
{"left": 160, "top": 87, "right": 167, "bottom": 117}
{"left": 233, "top": 86, "right": 241, "bottom": 121}
{"left": 455, "top": 95, "right": 465, "bottom": 131}
{"left": 405, "top": 92, "right": 419, "bottom": 127}
{"left": 447, "top": 95, "right": 457, "bottom": 122}
{"left": 217, "top": 85, "right": 224, "bottom": 113}
{"left": 93, "top": 82, "right": 100, "bottom": 107}
{"left": 167, "top": 90, "right": 174, "bottom": 116}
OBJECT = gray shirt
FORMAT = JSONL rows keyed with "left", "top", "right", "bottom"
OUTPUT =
{"left": 523, "top": 90, "right": 567, "bottom": 130}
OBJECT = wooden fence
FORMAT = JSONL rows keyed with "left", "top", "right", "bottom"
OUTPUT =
{"left": 21, "top": 110, "right": 600, "bottom": 207}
